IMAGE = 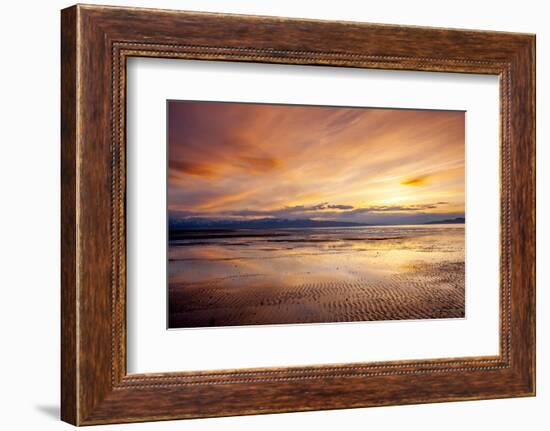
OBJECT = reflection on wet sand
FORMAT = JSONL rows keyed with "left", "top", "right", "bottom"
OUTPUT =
{"left": 168, "top": 225, "right": 465, "bottom": 328}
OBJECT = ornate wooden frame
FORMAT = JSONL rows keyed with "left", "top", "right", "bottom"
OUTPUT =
{"left": 61, "top": 4, "right": 535, "bottom": 425}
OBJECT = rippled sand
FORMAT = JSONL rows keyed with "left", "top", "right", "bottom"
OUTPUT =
{"left": 168, "top": 225, "right": 465, "bottom": 328}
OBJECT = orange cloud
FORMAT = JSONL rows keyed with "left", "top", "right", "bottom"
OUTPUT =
{"left": 170, "top": 160, "right": 216, "bottom": 178}
{"left": 236, "top": 156, "right": 282, "bottom": 173}
{"left": 401, "top": 175, "right": 431, "bottom": 186}
{"left": 194, "top": 189, "right": 256, "bottom": 211}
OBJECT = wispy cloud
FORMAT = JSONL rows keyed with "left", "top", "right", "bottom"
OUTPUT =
{"left": 169, "top": 160, "right": 216, "bottom": 178}
{"left": 401, "top": 175, "right": 431, "bottom": 186}
{"left": 172, "top": 201, "right": 459, "bottom": 225}
{"left": 168, "top": 101, "right": 465, "bottom": 224}
{"left": 283, "top": 202, "right": 355, "bottom": 212}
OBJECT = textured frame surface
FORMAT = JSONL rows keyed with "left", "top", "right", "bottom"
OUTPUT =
{"left": 61, "top": 4, "right": 535, "bottom": 425}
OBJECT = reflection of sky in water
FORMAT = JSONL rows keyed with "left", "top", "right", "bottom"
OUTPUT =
{"left": 168, "top": 225, "right": 464, "bottom": 288}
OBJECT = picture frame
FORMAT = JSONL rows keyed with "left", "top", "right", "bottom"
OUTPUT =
{"left": 61, "top": 4, "right": 535, "bottom": 425}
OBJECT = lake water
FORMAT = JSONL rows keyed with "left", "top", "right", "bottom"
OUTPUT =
{"left": 168, "top": 224, "right": 465, "bottom": 328}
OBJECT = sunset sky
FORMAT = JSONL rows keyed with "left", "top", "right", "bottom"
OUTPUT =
{"left": 168, "top": 101, "right": 465, "bottom": 225}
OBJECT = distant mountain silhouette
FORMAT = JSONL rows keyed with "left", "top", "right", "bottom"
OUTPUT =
{"left": 169, "top": 217, "right": 369, "bottom": 230}
{"left": 423, "top": 217, "right": 465, "bottom": 225}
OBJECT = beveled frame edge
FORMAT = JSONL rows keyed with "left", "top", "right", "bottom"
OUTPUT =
{"left": 61, "top": 4, "right": 535, "bottom": 426}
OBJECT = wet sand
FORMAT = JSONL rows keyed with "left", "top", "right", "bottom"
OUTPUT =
{"left": 168, "top": 225, "right": 465, "bottom": 328}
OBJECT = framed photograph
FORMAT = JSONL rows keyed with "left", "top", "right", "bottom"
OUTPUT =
{"left": 61, "top": 4, "right": 535, "bottom": 425}
{"left": 166, "top": 100, "right": 467, "bottom": 329}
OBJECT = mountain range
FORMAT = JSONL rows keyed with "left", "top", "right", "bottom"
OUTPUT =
{"left": 169, "top": 216, "right": 465, "bottom": 230}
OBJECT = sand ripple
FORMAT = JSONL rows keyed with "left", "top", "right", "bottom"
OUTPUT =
{"left": 169, "top": 260, "right": 465, "bottom": 328}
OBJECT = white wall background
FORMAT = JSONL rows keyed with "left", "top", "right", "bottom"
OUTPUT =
{"left": 0, "top": 0, "right": 546, "bottom": 429}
